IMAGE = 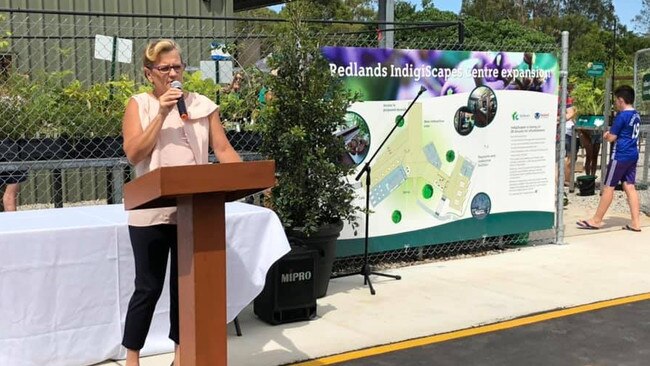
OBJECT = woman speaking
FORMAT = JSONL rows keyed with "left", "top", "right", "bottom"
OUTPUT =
{"left": 121, "top": 39, "right": 241, "bottom": 366}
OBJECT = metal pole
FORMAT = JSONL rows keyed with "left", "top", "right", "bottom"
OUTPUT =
{"left": 601, "top": 77, "right": 612, "bottom": 192}
{"left": 556, "top": 31, "right": 569, "bottom": 245}
{"left": 634, "top": 49, "right": 650, "bottom": 185}
{"left": 385, "top": 0, "right": 394, "bottom": 49}
{"left": 639, "top": 128, "right": 650, "bottom": 184}
{"left": 569, "top": 132, "right": 576, "bottom": 192}
{"left": 458, "top": 21, "right": 465, "bottom": 44}
{"left": 634, "top": 50, "right": 639, "bottom": 112}
{"left": 611, "top": 19, "right": 616, "bottom": 93}
{"left": 109, "top": 35, "right": 117, "bottom": 99}
{"left": 378, "top": 0, "right": 395, "bottom": 49}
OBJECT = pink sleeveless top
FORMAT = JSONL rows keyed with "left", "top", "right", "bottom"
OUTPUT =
{"left": 127, "top": 92, "right": 218, "bottom": 226}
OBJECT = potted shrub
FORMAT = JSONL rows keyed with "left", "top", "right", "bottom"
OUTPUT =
{"left": 0, "top": 94, "right": 22, "bottom": 163}
{"left": 256, "top": 3, "right": 360, "bottom": 298}
{"left": 1, "top": 64, "right": 22, "bottom": 163}
{"left": 4, "top": 71, "right": 74, "bottom": 161}
{"left": 64, "top": 76, "right": 138, "bottom": 159}
{"left": 218, "top": 68, "right": 266, "bottom": 153}
{"left": 572, "top": 78, "right": 605, "bottom": 128}
{"left": 571, "top": 78, "right": 605, "bottom": 193}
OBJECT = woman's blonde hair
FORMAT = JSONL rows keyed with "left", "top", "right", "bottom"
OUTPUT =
{"left": 142, "top": 39, "right": 181, "bottom": 68}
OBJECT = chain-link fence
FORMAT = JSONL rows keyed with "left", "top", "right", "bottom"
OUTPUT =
{"left": 634, "top": 49, "right": 650, "bottom": 215}
{"left": 0, "top": 9, "right": 564, "bottom": 266}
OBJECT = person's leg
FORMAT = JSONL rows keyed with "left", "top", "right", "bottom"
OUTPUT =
{"left": 590, "top": 143, "right": 601, "bottom": 177}
{"left": 123, "top": 225, "right": 171, "bottom": 366}
{"left": 564, "top": 157, "right": 571, "bottom": 185}
{"left": 587, "top": 186, "right": 615, "bottom": 227}
{"left": 622, "top": 182, "right": 641, "bottom": 230}
{"left": 2, "top": 183, "right": 20, "bottom": 211}
{"left": 564, "top": 134, "right": 577, "bottom": 184}
{"left": 125, "top": 349, "right": 140, "bottom": 366}
{"left": 621, "top": 161, "right": 640, "bottom": 230}
{"left": 582, "top": 160, "right": 624, "bottom": 228}
{"left": 166, "top": 225, "right": 180, "bottom": 354}
{"left": 564, "top": 135, "right": 571, "bottom": 185}
{"left": 579, "top": 130, "right": 592, "bottom": 174}
{"left": 584, "top": 153, "right": 591, "bottom": 176}
{"left": 579, "top": 131, "right": 593, "bottom": 176}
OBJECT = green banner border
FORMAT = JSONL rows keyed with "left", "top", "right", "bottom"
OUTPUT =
{"left": 336, "top": 211, "right": 554, "bottom": 257}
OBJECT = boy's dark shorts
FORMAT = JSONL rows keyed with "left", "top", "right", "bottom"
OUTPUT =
{"left": 604, "top": 160, "right": 636, "bottom": 187}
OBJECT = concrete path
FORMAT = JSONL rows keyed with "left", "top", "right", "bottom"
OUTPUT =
{"left": 100, "top": 205, "right": 650, "bottom": 366}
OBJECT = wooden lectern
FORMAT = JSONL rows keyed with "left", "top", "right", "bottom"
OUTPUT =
{"left": 123, "top": 161, "right": 275, "bottom": 366}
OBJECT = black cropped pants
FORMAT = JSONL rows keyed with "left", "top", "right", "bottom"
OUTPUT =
{"left": 122, "top": 224, "right": 179, "bottom": 350}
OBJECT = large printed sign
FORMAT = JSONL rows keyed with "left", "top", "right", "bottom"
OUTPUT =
{"left": 323, "top": 47, "right": 560, "bottom": 256}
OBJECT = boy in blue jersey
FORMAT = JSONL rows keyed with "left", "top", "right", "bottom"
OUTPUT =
{"left": 577, "top": 85, "right": 641, "bottom": 231}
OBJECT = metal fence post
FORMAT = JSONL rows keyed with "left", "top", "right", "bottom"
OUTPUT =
{"left": 556, "top": 31, "right": 569, "bottom": 245}
{"left": 378, "top": 0, "right": 394, "bottom": 49}
{"left": 602, "top": 77, "right": 612, "bottom": 193}
{"left": 633, "top": 48, "right": 650, "bottom": 214}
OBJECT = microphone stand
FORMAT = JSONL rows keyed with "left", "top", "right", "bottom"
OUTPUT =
{"left": 332, "top": 86, "right": 427, "bottom": 295}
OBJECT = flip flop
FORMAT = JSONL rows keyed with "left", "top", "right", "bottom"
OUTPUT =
{"left": 622, "top": 224, "right": 641, "bottom": 232}
{"left": 576, "top": 220, "right": 600, "bottom": 230}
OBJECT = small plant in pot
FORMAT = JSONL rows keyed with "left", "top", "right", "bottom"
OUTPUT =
{"left": 257, "top": 3, "right": 360, "bottom": 298}
{"left": 571, "top": 78, "right": 605, "bottom": 123}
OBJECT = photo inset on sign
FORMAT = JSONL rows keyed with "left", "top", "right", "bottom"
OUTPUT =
{"left": 470, "top": 192, "right": 491, "bottom": 220}
{"left": 337, "top": 111, "right": 371, "bottom": 166}
{"left": 468, "top": 86, "right": 497, "bottom": 127}
{"left": 454, "top": 106, "right": 475, "bottom": 136}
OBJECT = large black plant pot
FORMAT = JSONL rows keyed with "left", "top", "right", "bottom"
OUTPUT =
{"left": 74, "top": 136, "right": 124, "bottom": 159}
{"left": 286, "top": 221, "right": 343, "bottom": 298}
{"left": 19, "top": 137, "right": 73, "bottom": 160}
{"left": 225, "top": 130, "right": 262, "bottom": 152}
{"left": 0, "top": 138, "right": 20, "bottom": 162}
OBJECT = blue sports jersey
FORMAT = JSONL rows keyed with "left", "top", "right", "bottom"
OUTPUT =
{"left": 610, "top": 109, "right": 640, "bottom": 161}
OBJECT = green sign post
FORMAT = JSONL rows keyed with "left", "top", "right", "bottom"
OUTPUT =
{"left": 587, "top": 62, "right": 605, "bottom": 77}
{"left": 586, "top": 62, "right": 605, "bottom": 88}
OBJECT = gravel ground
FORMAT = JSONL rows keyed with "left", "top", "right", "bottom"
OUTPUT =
{"left": 565, "top": 185, "right": 650, "bottom": 215}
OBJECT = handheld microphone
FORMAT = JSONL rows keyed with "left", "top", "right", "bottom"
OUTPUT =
{"left": 170, "top": 81, "right": 188, "bottom": 120}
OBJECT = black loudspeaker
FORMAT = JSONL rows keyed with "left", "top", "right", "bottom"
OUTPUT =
{"left": 254, "top": 246, "right": 318, "bottom": 325}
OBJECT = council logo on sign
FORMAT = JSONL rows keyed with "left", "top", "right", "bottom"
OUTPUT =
{"left": 512, "top": 111, "right": 519, "bottom": 121}
{"left": 512, "top": 111, "right": 532, "bottom": 121}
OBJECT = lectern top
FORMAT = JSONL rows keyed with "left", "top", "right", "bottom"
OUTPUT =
{"left": 123, "top": 160, "right": 275, "bottom": 210}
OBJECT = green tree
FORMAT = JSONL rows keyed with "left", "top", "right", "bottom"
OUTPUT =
{"left": 526, "top": 0, "right": 561, "bottom": 20}
{"left": 633, "top": 0, "right": 650, "bottom": 35}
{"left": 394, "top": 1, "right": 460, "bottom": 45}
{"left": 463, "top": 16, "right": 554, "bottom": 48}
{"left": 274, "top": 0, "right": 375, "bottom": 34}
{"left": 257, "top": 1, "right": 360, "bottom": 235}
{"left": 299, "top": 0, "right": 375, "bottom": 22}
{"left": 461, "top": 0, "right": 526, "bottom": 22}
{"left": 560, "top": 0, "right": 616, "bottom": 28}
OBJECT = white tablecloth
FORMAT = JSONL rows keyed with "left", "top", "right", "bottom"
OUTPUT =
{"left": 0, "top": 203, "right": 290, "bottom": 366}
